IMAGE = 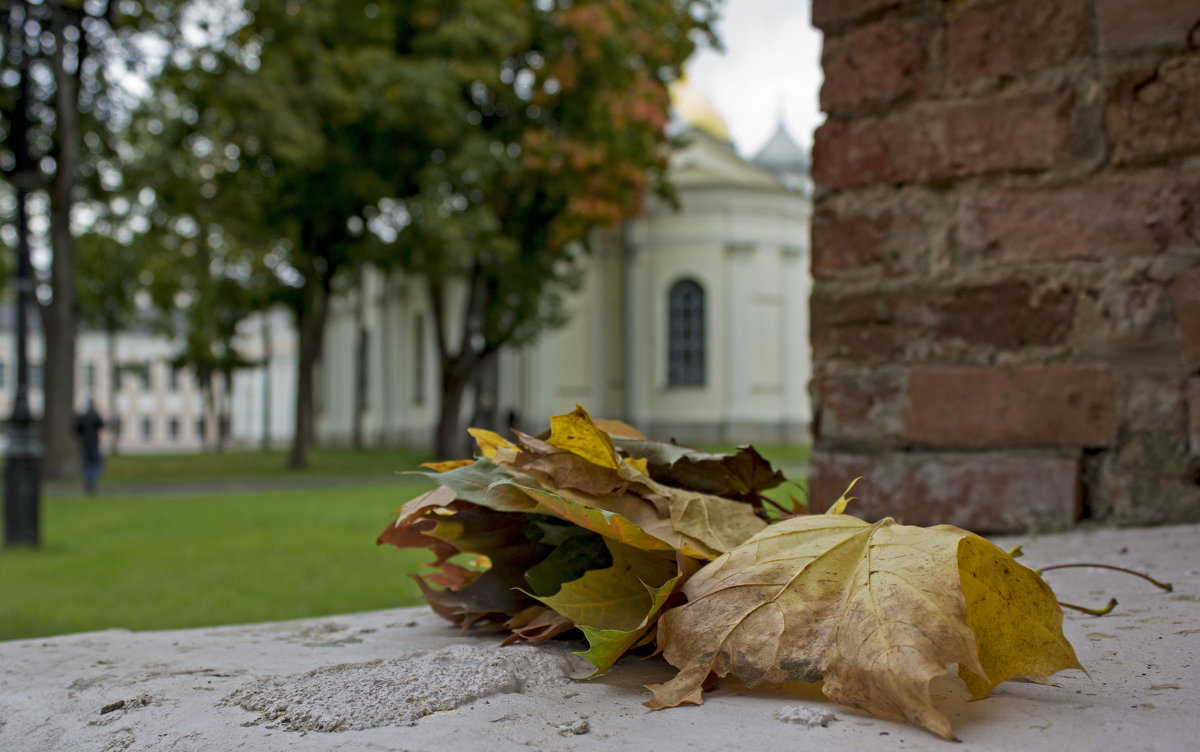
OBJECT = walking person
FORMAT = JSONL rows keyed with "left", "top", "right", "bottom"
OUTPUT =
{"left": 75, "top": 400, "right": 106, "bottom": 495}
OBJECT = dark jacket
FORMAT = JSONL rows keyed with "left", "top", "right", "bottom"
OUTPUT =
{"left": 75, "top": 407, "right": 105, "bottom": 463}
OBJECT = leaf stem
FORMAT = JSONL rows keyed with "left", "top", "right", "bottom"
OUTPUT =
{"left": 1039, "top": 563, "right": 1173, "bottom": 592}
{"left": 1058, "top": 598, "right": 1118, "bottom": 616}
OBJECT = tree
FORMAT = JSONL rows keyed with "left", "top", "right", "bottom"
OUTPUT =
{"left": 137, "top": 0, "right": 452, "bottom": 468}
{"left": 1, "top": 0, "right": 186, "bottom": 478}
{"left": 378, "top": 0, "right": 719, "bottom": 456}
{"left": 75, "top": 229, "right": 146, "bottom": 454}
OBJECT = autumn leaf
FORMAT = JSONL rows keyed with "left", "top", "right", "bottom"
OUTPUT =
{"left": 612, "top": 437, "right": 786, "bottom": 509}
{"left": 509, "top": 430, "right": 641, "bottom": 500}
{"left": 593, "top": 417, "right": 648, "bottom": 440}
{"left": 501, "top": 606, "right": 577, "bottom": 646}
{"left": 531, "top": 539, "right": 682, "bottom": 675}
{"left": 523, "top": 531, "right": 612, "bottom": 597}
{"left": 548, "top": 404, "right": 620, "bottom": 469}
{"left": 506, "top": 429, "right": 673, "bottom": 517}
{"left": 416, "top": 507, "right": 553, "bottom": 632}
{"left": 667, "top": 491, "right": 767, "bottom": 554}
{"left": 468, "top": 427, "right": 519, "bottom": 458}
{"left": 615, "top": 463, "right": 767, "bottom": 553}
{"left": 417, "top": 460, "right": 540, "bottom": 513}
{"left": 510, "top": 483, "right": 683, "bottom": 555}
{"left": 645, "top": 513, "right": 1082, "bottom": 740}
{"left": 420, "top": 459, "right": 476, "bottom": 472}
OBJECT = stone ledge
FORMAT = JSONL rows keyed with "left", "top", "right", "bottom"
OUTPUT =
{"left": 2, "top": 524, "right": 1198, "bottom": 751}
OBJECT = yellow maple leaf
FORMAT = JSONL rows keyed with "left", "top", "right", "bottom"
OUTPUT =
{"left": 645, "top": 514, "right": 1082, "bottom": 740}
{"left": 467, "top": 427, "right": 518, "bottom": 458}
{"left": 548, "top": 404, "right": 620, "bottom": 469}
{"left": 420, "top": 459, "right": 476, "bottom": 472}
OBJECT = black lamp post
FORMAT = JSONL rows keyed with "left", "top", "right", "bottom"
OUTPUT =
{"left": 4, "top": 0, "right": 44, "bottom": 548}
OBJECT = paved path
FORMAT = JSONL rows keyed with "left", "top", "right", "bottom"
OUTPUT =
{"left": 1, "top": 524, "right": 1196, "bottom": 751}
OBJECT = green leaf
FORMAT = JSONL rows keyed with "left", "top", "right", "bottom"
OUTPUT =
{"left": 524, "top": 533, "right": 613, "bottom": 597}
{"left": 534, "top": 540, "right": 676, "bottom": 626}
{"left": 417, "top": 460, "right": 539, "bottom": 513}
{"left": 524, "top": 516, "right": 595, "bottom": 546}
{"left": 575, "top": 572, "right": 681, "bottom": 675}
{"left": 531, "top": 540, "right": 680, "bottom": 675}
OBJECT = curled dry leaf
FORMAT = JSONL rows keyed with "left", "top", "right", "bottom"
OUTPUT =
{"left": 645, "top": 514, "right": 1082, "bottom": 740}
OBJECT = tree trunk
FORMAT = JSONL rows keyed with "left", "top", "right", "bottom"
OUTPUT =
{"left": 105, "top": 322, "right": 120, "bottom": 456}
{"left": 470, "top": 349, "right": 499, "bottom": 432}
{"left": 428, "top": 275, "right": 485, "bottom": 459}
{"left": 200, "top": 372, "right": 214, "bottom": 452}
{"left": 260, "top": 313, "right": 272, "bottom": 451}
{"left": 288, "top": 270, "right": 330, "bottom": 469}
{"left": 434, "top": 362, "right": 472, "bottom": 459}
{"left": 216, "top": 369, "right": 232, "bottom": 453}
{"left": 351, "top": 262, "right": 368, "bottom": 449}
{"left": 40, "top": 7, "right": 81, "bottom": 481}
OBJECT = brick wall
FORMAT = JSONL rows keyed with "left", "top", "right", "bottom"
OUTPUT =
{"left": 809, "top": 0, "right": 1200, "bottom": 531}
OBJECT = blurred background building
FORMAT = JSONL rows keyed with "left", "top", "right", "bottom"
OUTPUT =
{"left": 0, "top": 89, "right": 811, "bottom": 452}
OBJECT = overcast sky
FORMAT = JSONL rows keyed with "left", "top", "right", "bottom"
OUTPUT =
{"left": 686, "top": 0, "right": 824, "bottom": 157}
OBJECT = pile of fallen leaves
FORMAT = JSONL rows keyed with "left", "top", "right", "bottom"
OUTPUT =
{"left": 378, "top": 406, "right": 1082, "bottom": 740}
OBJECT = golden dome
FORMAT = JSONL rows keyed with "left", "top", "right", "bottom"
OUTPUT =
{"left": 669, "top": 79, "right": 732, "bottom": 142}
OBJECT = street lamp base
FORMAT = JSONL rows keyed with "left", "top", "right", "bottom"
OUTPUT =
{"left": 4, "top": 452, "right": 42, "bottom": 547}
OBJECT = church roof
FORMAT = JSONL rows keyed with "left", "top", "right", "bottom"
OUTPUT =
{"left": 669, "top": 127, "right": 782, "bottom": 189}
{"left": 752, "top": 120, "right": 809, "bottom": 174}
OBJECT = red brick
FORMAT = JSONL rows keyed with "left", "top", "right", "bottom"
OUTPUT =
{"left": 812, "top": 365, "right": 906, "bottom": 442}
{"left": 1171, "top": 267, "right": 1200, "bottom": 361}
{"left": 903, "top": 365, "right": 1116, "bottom": 447}
{"left": 964, "top": 175, "right": 1200, "bottom": 264}
{"left": 812, "top": 0, "right": 912, "bottom": 30}
{"left": 1187, "top": 378, "right": 1200, "bottom": 456}
{"left": 810, "top": 209, "right": 923, "bottom": 279}
{"left": 812, "top": 212, "right": 885, "bottom": 278}
{"left": 810, "top": 281, "right": 1075, "bottom": 362}
{"left": 813, "top": 89, "right": 1073, "bottom": 190}
{"left": 809, "top": 450, "right": 1080, "bottom": 532}
{"left": 948, "top": 0, "right": 1088, "bottom": 85}
{"left": 1098, "top": 0, "right": 1200, "bottom": 52}
{"left": 821, "top": 18, "right": 929, "bottom": 115}
{"left": 1107, "top": 54, "right": 1200, "bottom": 165}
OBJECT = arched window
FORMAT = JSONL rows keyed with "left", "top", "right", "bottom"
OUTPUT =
{"left": 668, "top": 279, "right": 705, "bottom": 386}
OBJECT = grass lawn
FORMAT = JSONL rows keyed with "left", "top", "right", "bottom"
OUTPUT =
{"left": 0, "top": 479, "right": 435, "bottom": 642}
{"left": 98, "top": 445, "right": 434, "bottom": 486}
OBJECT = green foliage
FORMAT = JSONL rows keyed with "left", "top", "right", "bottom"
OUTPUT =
{"left": 0, "top": 481, "right": 435, "bottom": 641}
{"left": 76, "top": 232, "right": 145, "bottom": 333}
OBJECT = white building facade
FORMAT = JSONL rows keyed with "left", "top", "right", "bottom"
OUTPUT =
{"left": 0, "top": 306, "right": 296, "bottom": 453}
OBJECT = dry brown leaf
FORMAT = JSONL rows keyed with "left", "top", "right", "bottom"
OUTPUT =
{"left": 646, "top": 513, "right": 1081, "bottom": 740}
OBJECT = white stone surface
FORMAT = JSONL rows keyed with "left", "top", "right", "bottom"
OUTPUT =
{"left": 2, "top": 524, "right": 1197, "bottom": 751}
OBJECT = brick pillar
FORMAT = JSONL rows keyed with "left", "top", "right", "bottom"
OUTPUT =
{"left": 809, "top": 0, "right": 1200, "bottom": 531}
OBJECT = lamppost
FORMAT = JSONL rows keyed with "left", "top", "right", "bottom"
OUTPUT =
{"left": 4, "top": 0, "right": 44, "bottom": 548}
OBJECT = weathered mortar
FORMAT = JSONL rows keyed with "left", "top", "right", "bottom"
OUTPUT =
{"left": 809, "top": 0, "right": 1200, "bottom": 530}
